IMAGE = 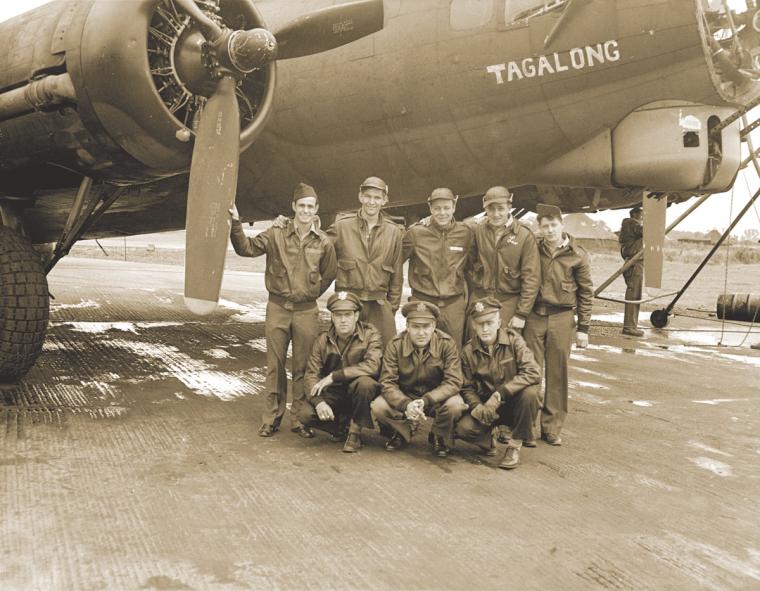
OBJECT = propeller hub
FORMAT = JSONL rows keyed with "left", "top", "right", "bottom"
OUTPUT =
{"left": 225, "top": 28, "right": 278, "bottom": 74}
{"left": 174, "top": 27, "right": 218, "bottom": 97}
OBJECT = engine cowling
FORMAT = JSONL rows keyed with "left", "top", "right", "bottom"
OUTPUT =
{"left": 0, "top": 0, "right": 275, "bottom": 187}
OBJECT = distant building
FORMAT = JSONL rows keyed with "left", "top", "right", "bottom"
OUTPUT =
{"left": 671, "top": 229, "right": 722, "bottom": 245}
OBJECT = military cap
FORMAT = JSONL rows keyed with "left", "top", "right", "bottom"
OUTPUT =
{"left": 536, "top": 203, "right": 563, "bottom": 221}
{"left": 401, "top": 300, "right": 440, "bottom": 321}
{"left": 630, "top": 204, "right": 642, "bottom": 214}
{"left": 360, "top": 176, "right": 389, "bottom": 195}
{"left": 483, "top": 186, "right": 513, "bottom": 207}
{"left": 293, "top": 182, "right": 318, "bottom": 204}
{"left": 468, "top": 297, "right": 503, "bottom": 320}
{"left": 327, "top": 291, "right": 362, "bottom": 313}
{"left": 427, "top": 187, "right": 457, "bottom": 203}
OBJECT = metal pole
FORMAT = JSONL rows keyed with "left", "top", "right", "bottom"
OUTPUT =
{"left": 593, "top": 194, "right": 712, "bottom": 297}
{"left": 663, "top": 186, "right": 760, "bottom": 315}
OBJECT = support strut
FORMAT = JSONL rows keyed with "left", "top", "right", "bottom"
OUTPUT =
{"left": 594, "top": 193, "right": 712, "bottom": 298}
{"left": 649, "top": 186, "right": 760, "bottom": 328}
{"left": 45, "top": 179, "right": 126, "bottom": 274}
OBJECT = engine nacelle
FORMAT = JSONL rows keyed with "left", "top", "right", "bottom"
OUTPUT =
{"left": 529, "top": 101, "right": 741, "bottom": 193}
{"left": 611, "top": 102, "right": 740, "bottom": 192}
{"left": 0, "top": 0, "right": 274, "bottom": 188}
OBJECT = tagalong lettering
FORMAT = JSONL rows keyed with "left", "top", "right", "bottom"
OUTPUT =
{"left": 486, "top": 40, "right": 621, "bottom": 85}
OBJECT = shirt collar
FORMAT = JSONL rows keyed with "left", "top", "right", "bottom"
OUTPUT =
{"left": 540, "top": 233, "right": 572, "bottom": 254}
{"left": 430, "top": 219, "right": 456, "bottom": 233}
{"left": 487, "top": 215, "right": 515, "bottom": 233}
{"left": 473, "top": 329, "right": 511, "bottom": 354}
{"left": 357, "top": 209, "right": 387, "bottom": 228}
{"left": 287, "top": 219, "right": 319, "bottom": 237}
{"left": 327, "top": 322, "right": 366, "bottom": 347}
{"left": 400, "top": 330, "right": 441, "bottom": 358}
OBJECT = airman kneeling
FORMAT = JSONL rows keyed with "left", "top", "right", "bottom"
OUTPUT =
{"left": 300, "top": 292, "right": 383, "bottom": 453}
{"left": 455, "top": 297, "right": 542, "bottom": 470}
{"left": 372, "top": 301, "right": 464, "bottom": 456}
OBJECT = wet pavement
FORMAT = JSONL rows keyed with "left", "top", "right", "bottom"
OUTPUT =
{"left": 2, "top": 257, "right": 760, "bottom": 590}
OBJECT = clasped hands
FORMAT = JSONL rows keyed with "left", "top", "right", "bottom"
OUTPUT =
{"left": 470, "top": 392, "right": 502, "bottom": 426}
{"left": 404, "top": 398, "right": 426, "bottom": 421}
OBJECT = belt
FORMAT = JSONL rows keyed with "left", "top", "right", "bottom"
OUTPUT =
{"left": 533, "top": 302, "right": 573, "bottom": 316}
{"left": 342, "top": 289, "right": 388, "bottom": 302}
{"left": 472, "top": 289, "right": 519, "bottom": 302}
{"left": 268, "top": 293, "right": 317, "bottom": 311}
{"left": 411, "top": 291, "right": 463, "bottom": 308}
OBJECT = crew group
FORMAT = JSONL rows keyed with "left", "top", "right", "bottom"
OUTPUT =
{"left": 229, "top": 177, "right": 594, "bottom": 470}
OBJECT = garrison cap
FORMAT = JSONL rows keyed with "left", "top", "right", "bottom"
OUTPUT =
{"left": 428, "top": 187, "right": 457, "bottom": 203}
{"left": 327, "top": 291, "right": 362, "bottom": 313}
{"left": 536, "top": 203, "right": 563, "bottom": 221}
{"left": 483, "top": 186, "right": 513, "bottom": 207}
{"left": 293, "top": 182, "right": 318, "bottom": 203}
{"left": 360, "top": 176, "right": 389, "bottom": 195}
{"left": 401, "top": 300, "right": 440, "bottom": 321}
{"left": 468, "top": 297, "right": 503, "bottom": 320}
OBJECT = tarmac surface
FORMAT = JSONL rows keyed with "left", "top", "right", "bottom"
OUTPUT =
{"left": 2, "top": 257, "right": 760, "bottom": 590}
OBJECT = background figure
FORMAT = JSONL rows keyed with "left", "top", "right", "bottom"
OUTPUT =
{"left": 403, "top": 187, "right": 474, "bottom": 348}
{"left": 230, "top": 183, "right": 337, "bottom": 439}
{"left": 619, "top": 205, "right": 644, "bottom": 337}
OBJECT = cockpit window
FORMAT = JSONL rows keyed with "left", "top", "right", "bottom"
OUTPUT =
{"left": 450, "top": 0, "right": 494, "bottom": 31}
{"left": 505, "top": 0, "right": 565, "bottom": 25}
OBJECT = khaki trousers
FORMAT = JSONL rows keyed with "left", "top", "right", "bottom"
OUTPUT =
{"left": 523, "top": 310, "right": 574, "bottom": 437}
{"left": 371, "top": 395, "right": 465, "bottom": 447}
{"left": 263, "top": 300, "right": 319, "bottom": 428}
{"left": 359, "top": 300, "right": 397, "bottom": 348}
{"left": 454, "top": 385, "right": 541, "bottom": 448}
{"left": 623, "top": 260, "right": 643, "bottom": 330}
{"left": 297, "top": 377, "right": 380, "bottom": 435}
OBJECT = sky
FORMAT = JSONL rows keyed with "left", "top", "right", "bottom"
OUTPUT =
{"left": 2, "top": 0, "right": 759, "bottom": 237}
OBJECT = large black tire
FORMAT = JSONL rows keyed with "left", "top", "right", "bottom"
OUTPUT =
{"left": 0, "top": 226, "right": 49, "bottom": 382}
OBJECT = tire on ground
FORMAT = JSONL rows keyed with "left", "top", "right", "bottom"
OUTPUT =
{"left": 0, "top": 226, "right": 49, "bottom": 382}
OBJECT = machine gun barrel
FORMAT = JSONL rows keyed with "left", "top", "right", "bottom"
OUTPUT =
{"left": 0, "top": 73, "right": 76, "bottom": 123}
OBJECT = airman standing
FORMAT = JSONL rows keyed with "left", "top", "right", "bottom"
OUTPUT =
{"left": 619, "top": 205, "right": 644, "bottom": 337}
{"left": 327, "top": 177, "right": 404, "bottom": 346}
{"left": 402, "top": 188, "right": 474, "bottom": 347}
{"left": 523, "top": 204, "right": 593, "bottom": 446}
{"left": 230, "top": 183, "right": 337, "bottom": 439}
{"left": 371, "top": 301, "right": 464, "bottom": 457}
{"left": 466, "top": 186, "right": 540, "bottom": 332}
{"left": 299, "top": 291, "right": 383, "bottom": 453}
{"left": 467, "top": 186, "right": 541, "bottom": 443}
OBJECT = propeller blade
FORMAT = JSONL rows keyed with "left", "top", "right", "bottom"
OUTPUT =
{"left": 184, "top": 76, "right": 240, "bottom": 316}
{"left": 642, "top": 192, "right": 667, "bottom": 289}
{"left": 273, "top": 0, "right": 384, "bottom": 60}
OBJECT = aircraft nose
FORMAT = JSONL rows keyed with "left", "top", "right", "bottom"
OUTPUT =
{"left": 743, "top": 8, "right": 760, "bottom": 69}
{"left": 700, "top": 2, "right": 760, "bottom": 92}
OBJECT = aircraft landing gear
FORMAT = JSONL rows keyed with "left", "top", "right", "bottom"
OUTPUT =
{"left": 650, "top": 309, "right": 670, "bottom": 329}
{"left": 0, "top": 225, "right": 49, "bottom": 382}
